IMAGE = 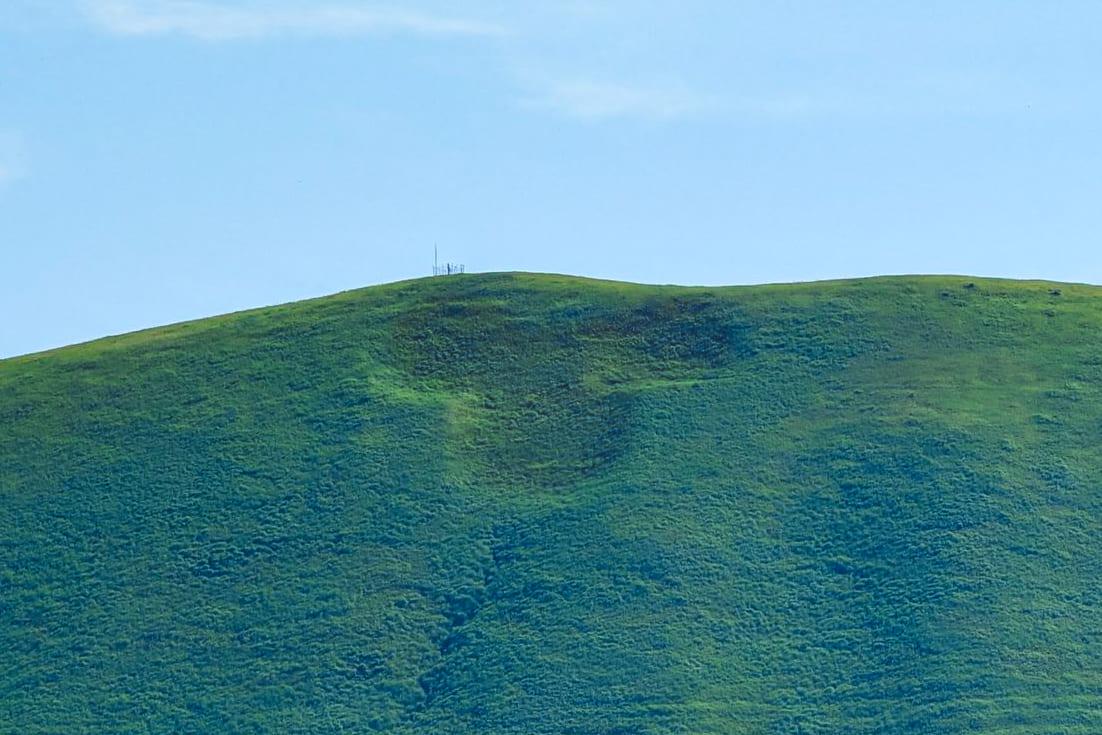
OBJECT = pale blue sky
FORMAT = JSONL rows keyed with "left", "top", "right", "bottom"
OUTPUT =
{"left": 2, "top": 2, "right": 1101, "bottom": 357}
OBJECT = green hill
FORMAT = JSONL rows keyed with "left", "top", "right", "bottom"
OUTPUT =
{"left": 2, "top": 273, "right": 1101, "bottom": 734}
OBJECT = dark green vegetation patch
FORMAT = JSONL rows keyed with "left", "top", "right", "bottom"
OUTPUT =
{"left": 2, "top": 273, "right": 1101, "bottom": 733}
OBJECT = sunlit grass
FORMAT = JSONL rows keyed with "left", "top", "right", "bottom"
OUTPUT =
{"left": 2, "top": 273, "right": 1101, "bottom": 733}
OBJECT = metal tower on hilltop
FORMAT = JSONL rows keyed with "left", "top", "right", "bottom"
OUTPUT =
{"left": 432, "top": 244, "right": 465, "bottom": 276}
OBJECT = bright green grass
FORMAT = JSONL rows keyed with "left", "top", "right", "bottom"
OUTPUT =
{"left": 2, "top": 273, "right": 1101, "bottom": 733}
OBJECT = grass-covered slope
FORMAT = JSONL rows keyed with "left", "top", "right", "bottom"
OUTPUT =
{"left": 2, "top": 273, "right": 1101, "bottom": 734}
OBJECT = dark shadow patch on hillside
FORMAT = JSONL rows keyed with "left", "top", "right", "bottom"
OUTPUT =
{"left": 575, "top": 295, "right": 760, "bottom": 370}
{"left": 386, "top": 294, "right": 636, "bottom": 491}
{"left": 415, "top": 537, "right": 500, "bottom": 704}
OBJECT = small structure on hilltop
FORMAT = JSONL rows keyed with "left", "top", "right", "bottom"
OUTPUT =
{"left": 433, "top": 245, "right": 466, "bottom": 276}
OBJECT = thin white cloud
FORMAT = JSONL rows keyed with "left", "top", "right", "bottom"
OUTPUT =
{"left": 521, "top": 75, "right": 854, "bottom": 123}
{"left": 84, "top": 0, "right": 506, "bottom": 41}
{"left": 523, "top": 80, "right": 716, "bottom": 122}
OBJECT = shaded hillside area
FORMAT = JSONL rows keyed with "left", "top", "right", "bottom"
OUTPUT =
{"left": 2, "top": 273, "right": 1101, "bottom": 733}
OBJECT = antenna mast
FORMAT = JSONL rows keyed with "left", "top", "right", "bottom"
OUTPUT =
{"left": 431, "top": 245, "right": 465, "bottom": 277}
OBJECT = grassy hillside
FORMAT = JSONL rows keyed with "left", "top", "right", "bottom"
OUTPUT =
{"left": 2, "top": 272, "right": 1101, "bottom": 734}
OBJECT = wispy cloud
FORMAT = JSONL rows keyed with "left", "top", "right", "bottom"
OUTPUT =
{"left": 521, "top": 75, "right": 861, "bottom": 123}
{"left": 523, "top": 79, "right": 716, "bottom": 122}
{"left": 84, "top": 0, "right": 507, "bottom": 41}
